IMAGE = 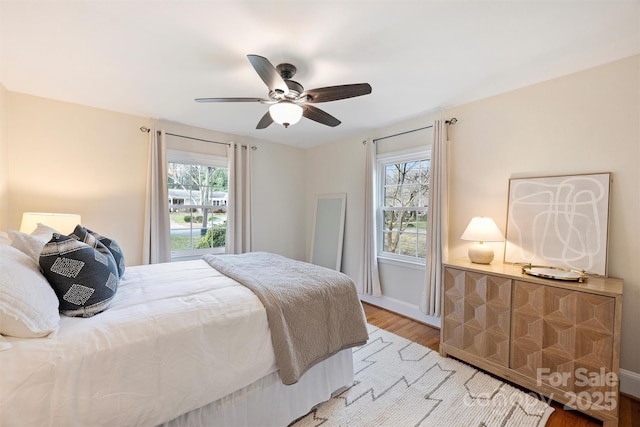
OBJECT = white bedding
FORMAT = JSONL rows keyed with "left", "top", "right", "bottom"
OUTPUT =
{"left": 162, "top": 348, "right": 354, "bottom": 427}
{"left": 0, "top": 260, "right": 278, "bottom": 426}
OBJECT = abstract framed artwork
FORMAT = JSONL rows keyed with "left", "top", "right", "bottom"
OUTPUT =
{"left": 504, "top": 172, "right": 611, "bottom": 276}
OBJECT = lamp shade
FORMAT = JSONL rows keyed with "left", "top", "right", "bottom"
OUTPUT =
{"left": 20, "top": 212, "right": 81, "bottom": 235}
{"left": 460, "top": 217, "right": 504, "bottom": 242}
{"left": 461, "top": 217, "right": 504, "bottom": 264}
{"left": 269, "top": 101, "right": 303, "bottom": 128}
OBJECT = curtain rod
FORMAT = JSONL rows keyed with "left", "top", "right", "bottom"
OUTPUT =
{"left": 371, "top": 118, "right": 457, "bottom": 143}
{"left": 139, "top": 126, "right": 256, "bottom": 150}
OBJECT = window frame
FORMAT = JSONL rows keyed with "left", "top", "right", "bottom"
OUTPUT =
{"left": 376, "top": 147, "right": 431, "bottom": 265}
{"left": 166, "top": 149, "right": 228, "bottom": 261}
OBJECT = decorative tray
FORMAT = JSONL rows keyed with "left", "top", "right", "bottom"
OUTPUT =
{"left": 520, "top": 264, "right": 587, "bottom": 283}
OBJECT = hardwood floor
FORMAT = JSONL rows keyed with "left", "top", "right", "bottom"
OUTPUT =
{"left": 362, "top": 302, "right": 640, "bottom": 427}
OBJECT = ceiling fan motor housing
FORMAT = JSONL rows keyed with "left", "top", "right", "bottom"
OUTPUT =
{"left": 270, "top": 80, "right": 304, "bottom": 101}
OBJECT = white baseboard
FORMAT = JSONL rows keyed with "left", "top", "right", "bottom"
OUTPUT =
{"left": 359, "top": 294, "right": 441, "bottom": 329}
{"left": 620, "top": 368, "right": 640, "bottom": 399}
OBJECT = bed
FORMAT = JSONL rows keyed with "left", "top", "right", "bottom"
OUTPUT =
{"left": 0, "top": 228, "right": 368, "bottom": 427}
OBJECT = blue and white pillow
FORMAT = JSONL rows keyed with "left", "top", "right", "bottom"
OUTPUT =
{"left": 39, "top": 233, "right": 119, "bottom": 318}
{"left": 73, "top": 226, "right": 126, "bottom": 278}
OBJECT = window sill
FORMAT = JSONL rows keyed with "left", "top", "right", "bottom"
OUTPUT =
{"left": 171, "top": 248, "right": 225, "bottom": 262}
{"left": 377, "top": 255, "right": 426, "bottom": 271}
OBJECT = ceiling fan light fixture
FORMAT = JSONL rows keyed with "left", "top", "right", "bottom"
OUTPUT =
{"left": 269, "top": 101, "right": 303, "bottom": 128}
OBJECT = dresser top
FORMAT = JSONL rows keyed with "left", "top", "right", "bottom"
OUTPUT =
{"left": 444, "top": 258, "right": 623, "bottom": 296}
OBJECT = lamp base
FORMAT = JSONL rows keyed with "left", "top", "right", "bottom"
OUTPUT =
{"left": 468, "top": 243, "right": 495, "bottom": 264}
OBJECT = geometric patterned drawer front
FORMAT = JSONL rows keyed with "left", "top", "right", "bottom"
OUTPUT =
{"left": 443, "top": 268, "right": 465, "bottom": 350}
{"left": 511, "top": 281, "right": 614, "bottom": 395}
{"left": 443, "top": 268, "right": 511, "bottom": 367}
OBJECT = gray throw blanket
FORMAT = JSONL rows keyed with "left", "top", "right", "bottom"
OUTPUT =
{"left": 202, "top": 252, "right": 369, "bottom": 385}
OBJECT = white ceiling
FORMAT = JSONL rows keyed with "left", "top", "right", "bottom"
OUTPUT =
{"left": 1, "top": 1, "right": 639, "bottom": 148}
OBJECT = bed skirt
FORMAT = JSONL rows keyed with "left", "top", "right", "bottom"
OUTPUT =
{"left": 162, "top": 348, "right": 354, "bottom": 427}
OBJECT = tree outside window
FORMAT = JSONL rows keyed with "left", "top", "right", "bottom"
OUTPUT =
{"left": 379, "top": 151, "right": 430, "bottom": 260}
{"left": 167, "top": 161, "right": 228, "bottom": 256}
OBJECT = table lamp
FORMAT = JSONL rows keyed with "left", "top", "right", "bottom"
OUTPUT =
{"left": 460, "top": 216, "right": 504, "bottom": 264}
{"left": 20, "top": 212, "right": 81, "bottom": 235}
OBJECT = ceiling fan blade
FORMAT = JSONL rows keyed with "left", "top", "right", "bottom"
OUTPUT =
{"left": 247, "top": 54, "right": 289, "bottom": 95}
{"left": 256, "top": 111, "right": 273, "bottom": 129}
{"left": 302, "top": 105, "right": 341, "bottom": 127}
{"left": 303, "top": 83, "right": 372, "bottom": 103}
{"left": 195, "top": 97, "right": 265, "bottom": 103}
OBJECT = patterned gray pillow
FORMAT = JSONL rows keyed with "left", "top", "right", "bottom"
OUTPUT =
{"left": 39, "top": 233, "right": 119, "bottom": 318}
{"left": 76, "top": 226, "right": 126, "bottom": 278}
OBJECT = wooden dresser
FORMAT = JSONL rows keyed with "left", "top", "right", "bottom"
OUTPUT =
{"left": 440, "top": 259, "right": 623, "bottom": 427}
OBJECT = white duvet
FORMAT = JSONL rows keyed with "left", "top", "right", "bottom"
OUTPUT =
{"left": 0, "top": 260, "right": 276, "bottom": 427}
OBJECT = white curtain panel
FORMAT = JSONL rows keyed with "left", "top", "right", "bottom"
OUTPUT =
{"left": 360, "top": 139, "right": 382, "bottom": 296}
{"left": 420, "top": 120, "right": 449, "bottom": 316}
{"left": 226, "top": 144, "right": 253, "bottom": 254}
{"left": 142, "top": 129, "right": 171, "bottom": 264}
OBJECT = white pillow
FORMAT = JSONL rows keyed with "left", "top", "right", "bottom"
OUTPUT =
{"left": 0, "top": 244, "right": 60, "bottom": 338}
{"left": 0, "top": 231, "right": 11, "bottom": 245}
{"left": 32, "top": 223, "right": 60, "bottom": 237}
{"left": 9, "top": 223, "right": 59, "bottom": 266}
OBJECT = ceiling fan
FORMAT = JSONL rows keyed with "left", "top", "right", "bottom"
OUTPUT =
{"left": 195, "top": 54, "right": 372, "bottom": 129}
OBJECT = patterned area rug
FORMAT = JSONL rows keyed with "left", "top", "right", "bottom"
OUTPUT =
{"left": 291, "top": 325, "right": 554, "bottom": 427}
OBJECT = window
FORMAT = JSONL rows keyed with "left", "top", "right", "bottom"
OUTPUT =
{"left": 167, "top": 150, "right": 228, "bottom": 259}
{"left": 378, "top": 148, "right": 430, "bottom": 261}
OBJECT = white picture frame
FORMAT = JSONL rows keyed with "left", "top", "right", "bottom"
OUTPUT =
{"left": 504, "top": 172, "right": 611, "bottom": 276}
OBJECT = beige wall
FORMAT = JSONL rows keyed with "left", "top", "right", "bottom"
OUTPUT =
{"left": 306, "top": 55, "right": 640, "bottom": 390}
{"left": 5, "top": 93, "right": 308, "bottom": 265}
{"left": 252, "top": 139, "right": 307, "bottom": 260}
{"left": 6, "top": 92, "right": 150, "bottom": 264}
{"left": 306, "top": 135, "right": 366, "bottom": 278}
{"left": 0, "top": 83, "right": 8, "bottom": 229}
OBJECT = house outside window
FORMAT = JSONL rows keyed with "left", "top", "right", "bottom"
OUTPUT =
{"left": 167, "top": 150, "right": 228, "bottom": 260}
{"left": 377, "top": 148, "right": 430, "bottom": 262}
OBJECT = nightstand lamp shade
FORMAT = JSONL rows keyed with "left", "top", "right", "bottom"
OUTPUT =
{"left": 20, "top": 212, "right": 82, "bottom": 235}
{"left": 460, "top": 216, "right": 504, "bottom": 264}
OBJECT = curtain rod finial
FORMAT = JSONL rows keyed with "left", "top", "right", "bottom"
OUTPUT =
{"left": 445, "top": 118, "right": 457, "bottom": 125}
{"left": 140, "top": 126, "right": 150, "bottom": 133}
